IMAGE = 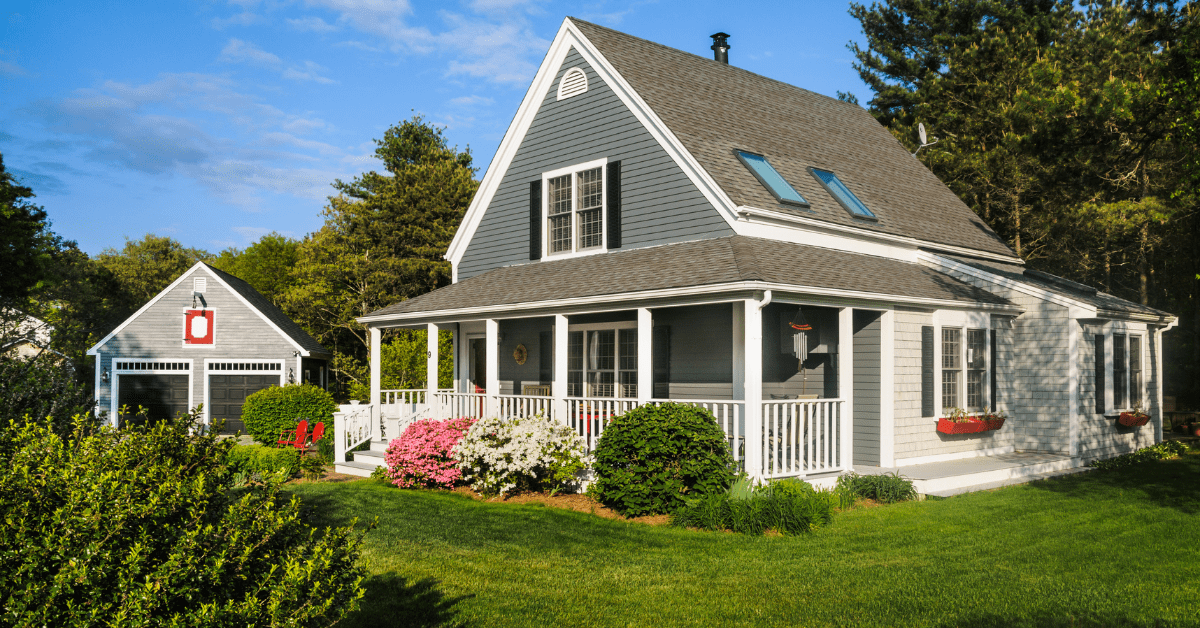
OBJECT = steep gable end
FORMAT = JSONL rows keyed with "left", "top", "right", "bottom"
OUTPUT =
{"left": 451, "top": 27, "right": 737, "bottom": 281}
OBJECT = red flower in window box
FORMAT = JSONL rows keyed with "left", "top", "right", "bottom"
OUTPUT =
{"left": 1118, "top": 409, "right": 1150, "bottom": 427}
{"left": 937, "top": 408, "right": 1006, "bottom": 434}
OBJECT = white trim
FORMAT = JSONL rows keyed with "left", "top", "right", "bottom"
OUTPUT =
{"left": 445, "top": 19, "right": 743, "bottom": 273}
{"left": 556, "top": 66, "right": 588, "bottom": 100}
{"left": 94, "top": 350, "right": 104, "bottom": 420}
{"left": 358, "top": 279, "right": 1023, "bottom": 326}
{"left": 1095, "top": 323, "right": 1148, "bottom": 414}
{"left": 110, "top": 358, "right": 196, "bottom": 428}
{"left": 895, "top": 445, "right": 1016, "bottom": 467}
{"left": 1068, "top": 318, "right": 1080, "bottom": 457}
{"left": 919, "top": 252, "right": 1087, "bottom": 311}
{"left": 542, "top": 157, "right": 608, "bottom": 260}
{"left": 88, "top": 263, "right": 311, "bottom": 356}
{"left": 930, "top": 310, "right": 991, "bottom": 417}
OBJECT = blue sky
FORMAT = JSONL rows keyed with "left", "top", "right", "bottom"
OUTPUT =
{"left": 1, "top": 1, "right": 873, "bottom": 256}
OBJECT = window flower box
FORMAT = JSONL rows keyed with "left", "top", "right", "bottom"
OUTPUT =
{"left": 937, "top": 408, "right": 1006, "bottom": 434}
{"left": 1118, "top": 411, "right": 1150, "bottom": 428}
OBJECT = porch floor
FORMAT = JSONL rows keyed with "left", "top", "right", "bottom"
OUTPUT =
{"left": 856, "top": 452, "right": 1088, "bottom": 498}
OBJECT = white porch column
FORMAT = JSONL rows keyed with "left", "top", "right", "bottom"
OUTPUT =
{"left": 426, "top": 322, "right": 439, "bottom": 406}
{"left": 1154, "top": 326, "right": 1164, "bottom": 443}
{"left": 553, "top": 314, "right": 568, "bottom": 423}
{"left": 450, "top": 324, "right": 460, "bottom": 394}
{"left": 879, "top": 308, "right": 896, "bottom": 468}
{"left": 485, "top": 318, "right": 500, "bottom": 416}
{"left": 839, "top": 308, "right": 855, "bottom": 471}
{"left": 637, "top": 308, "right": 652, "bottom": 405}
{"left": 1068, "top": 319, "right": 1080, "bottom": 458}
{"left": 743, "top": 298, "right": 764, "bottom": 481}
{"left": 369, "top": 326, "right": 382, "bottom": 409}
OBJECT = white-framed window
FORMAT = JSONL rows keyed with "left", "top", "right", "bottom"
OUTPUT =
{"left": 567, "top": 321, "right": 636, "bottom": 398}
{"left": 543, "top": 158, "right": 607, "bottom": 258}
{"left": 1095, "top": 326, "right": 1146, "bottom": 413}
{"left": 932, "top": 311, "right": 991, "bottom": 417}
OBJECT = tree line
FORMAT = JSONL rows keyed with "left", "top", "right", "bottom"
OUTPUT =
{"left": 3, "top": 0, "right": 1197, "bottom": 407}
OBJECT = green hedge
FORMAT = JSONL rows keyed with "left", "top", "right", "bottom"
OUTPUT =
{"left": 590, "top": 402, "right": 735, "bottom": 516}
{"left": 241, "top": 383, "right": 337, "bottom": 445}
{"left": 228, "top": 444, "right": 302, "bottom": 477}
{"left": 1087, "top": 440, "right": 1190, "bottom": 470}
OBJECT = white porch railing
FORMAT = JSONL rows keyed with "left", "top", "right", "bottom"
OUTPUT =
{"left": 347, "top": 390, "right": 840, "bottom": 478}
{"left": 333, "top": 402, "right": 374, "bottom": 464}
{"left": 761, "top": 399, "right": 845, "bottom": 478}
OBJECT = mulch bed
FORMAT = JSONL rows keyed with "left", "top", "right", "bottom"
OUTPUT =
{"left": 451, "top": 486, "right": 672, "bottom": 526}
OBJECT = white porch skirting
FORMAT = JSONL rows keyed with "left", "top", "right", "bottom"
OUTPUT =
{"left": 334, "top": 390, "right": 848, "bottom": 480}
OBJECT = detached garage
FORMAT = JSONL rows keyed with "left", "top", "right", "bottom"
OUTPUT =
{"left": 88, "top": 263, "right": 332, "bottom": 432}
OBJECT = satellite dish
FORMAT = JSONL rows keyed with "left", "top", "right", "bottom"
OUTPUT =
{"left": 918, "top": 122, "right": 927, "bottom": 145}
{"left": 912, "top": 122, "right": 937, "bottom": 157}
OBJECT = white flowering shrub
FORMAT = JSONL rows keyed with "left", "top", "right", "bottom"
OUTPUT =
{"left": 453, "top": 413, "right": 587, "bottom": 496}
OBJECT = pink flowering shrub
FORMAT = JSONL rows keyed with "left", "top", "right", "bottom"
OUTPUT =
{"left": 384, "top": 417, "right": 476, "bottom": 489}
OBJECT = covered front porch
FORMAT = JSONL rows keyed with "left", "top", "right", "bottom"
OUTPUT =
{"left": 337, "top": 295, "right": 891, "bottom": 481}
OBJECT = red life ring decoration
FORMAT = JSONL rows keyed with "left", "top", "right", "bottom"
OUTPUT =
{"left": 184, "top": 309, "right": 214, "bottom": 344}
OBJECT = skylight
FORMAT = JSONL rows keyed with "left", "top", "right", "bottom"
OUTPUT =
{"left": 810, "top": 168, "right": 876, "bottom": 219}
{"left": 735, "top": 151, "right": 809, "bottom": 207}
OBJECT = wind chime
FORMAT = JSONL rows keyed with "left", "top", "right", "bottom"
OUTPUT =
{"left": 790, "top": 307, "right": 812, "bottom": 396}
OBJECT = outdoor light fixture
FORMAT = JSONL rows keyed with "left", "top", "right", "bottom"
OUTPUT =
{"left": 789, "top": 307, "right": 812, "bottom": 331}
{"left": 288, "top": 368, "right": 295, "bottom": 384}
{"left": 101, "top": 368, "right": 109, "bottom": 384}
{"left": 192, "top": 291, "right": 206, "bottom": 309}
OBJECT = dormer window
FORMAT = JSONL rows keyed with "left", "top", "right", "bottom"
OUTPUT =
{"left": 735, "top": 150, "right": 809, "bottom": 207}
{"left": 810, "top": 168, "right": 877, "bottom": 219}
{"left": 543, "top": 158, "right": 607, "bottom": 257}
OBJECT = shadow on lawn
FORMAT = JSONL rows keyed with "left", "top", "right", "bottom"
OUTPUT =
{"left": 1024, "top": 453, "right": 1200, "bottom": 515}
{"left": 341, "top": 572, "right": 471, "bottom": 628}
{"left": 934, "top": 611, "right": 1197, "bottom": 628}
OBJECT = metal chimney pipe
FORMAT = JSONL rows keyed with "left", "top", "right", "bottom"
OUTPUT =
{"left": 710, "top": 32, "right": 730, "bottom": 64}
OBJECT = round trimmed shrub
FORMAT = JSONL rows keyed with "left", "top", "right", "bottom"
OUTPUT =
{"left": 241, "top": 383, "right": 338, "bottom": 445}
{"left": 384, "top": 417, "right": 475, "bottom": 489}
{"left": 591, "top": 402, "right": 735, "bottom": 516}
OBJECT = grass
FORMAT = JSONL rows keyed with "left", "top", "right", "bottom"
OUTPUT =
{"left": 286, "top": 452, "right": 1200, "bottom": 628}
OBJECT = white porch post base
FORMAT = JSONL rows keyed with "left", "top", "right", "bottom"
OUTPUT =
{"left": 743, "top": 298, "right": 764, "bottom": 481}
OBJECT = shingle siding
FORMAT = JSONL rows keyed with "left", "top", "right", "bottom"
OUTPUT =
{"left": 1077, "top": 323, "right": 1157, "bottom": 461}
{"left": 458, "top": 47, "right": 733, "bottom": 280}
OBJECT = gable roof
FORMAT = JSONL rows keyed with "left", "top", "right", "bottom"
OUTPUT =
{"left": 568, "top": 19, "right": 1017, "bottom": 261}
{"left": 87, "top": 262, "right": 330, "bottom": 357}
{"left": 363, "top": 236, "right": 1014, "bottom": 322}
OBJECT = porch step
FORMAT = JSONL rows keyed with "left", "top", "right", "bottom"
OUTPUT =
{"left": 333, "top": 460, "right": 377, "bottom": 477}
{"left": 863, "top": 452, "right": 1085, "bottom": 498}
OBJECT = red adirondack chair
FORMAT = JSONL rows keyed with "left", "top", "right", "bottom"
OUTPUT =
{"left": 306, "top": 422, "right": 326, "bottom": 448}
{"left": 277, "top": 419, "right": 309, "bottom": 449}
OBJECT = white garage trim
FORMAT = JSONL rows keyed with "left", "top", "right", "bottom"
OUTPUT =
{"left": 110, "top": 359, "right": 195, "bottom": 428}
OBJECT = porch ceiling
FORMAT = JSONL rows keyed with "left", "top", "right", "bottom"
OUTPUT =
{"left": 361, "top": 236, "right": 1014, "bottom": 324}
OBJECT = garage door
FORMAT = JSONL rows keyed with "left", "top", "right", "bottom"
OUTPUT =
{"left": 209, "top": 374, "right": 278, "bottom": 434}
{"left": 118, "top": 374, "right": 190, "bottom": 426}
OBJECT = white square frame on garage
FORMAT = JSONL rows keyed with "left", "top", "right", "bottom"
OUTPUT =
{"left": 109, "top": 358, "right": 195, "bottom": 428}
{"left": 202, "top": 359, "right": 287, "bottom": 428}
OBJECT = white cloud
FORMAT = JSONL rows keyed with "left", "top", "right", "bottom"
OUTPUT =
{"left": 219, "top": 38, "right": 282, "bottom": 67}
{"left": 0, "top": 59, "right": 27, "bottom": 77}
{"left": 287, "top": 16, "right": 339, "bottom": 32}
{"left": 282, "top": 60, "right": 338, "bottom": 84}
{"left": 212, "top": 11, "right": 263, "bottom": 29}
{"left": 449, "top": 95, "right": 494, "bottom": 107}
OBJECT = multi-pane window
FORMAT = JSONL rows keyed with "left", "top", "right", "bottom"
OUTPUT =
{"left": 566, "top": 325, "right": 637, "bottom": 398}
{"left": 618, "top": 329, "right": 637, "bottom": 398}
{"left": 545, "top": 163, "right": 604, "bottom": 256}
{"left": 1130, "top": 336, "right": 1142, "bottom": 408}
{"left": 966, "top": 329, "right": 987, "bottom": 411}
{"left": 942, "top": 328, "right": 961, "bottom": 413}
{"left": 1113, "top": 333, "right": 1128, "bottom": 410}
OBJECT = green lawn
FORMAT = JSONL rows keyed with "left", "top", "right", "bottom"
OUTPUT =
{"left": 286, "top": 454, "right": 1200, "bottom": 628}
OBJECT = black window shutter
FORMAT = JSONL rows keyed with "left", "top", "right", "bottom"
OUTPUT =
{"left": 921, "top": 326, "right": 935, "bottom": 417}
{"left": 606, "top": 160, "right": 622, "bottom": 249}
{"left": 1094, "top": 334, "right": 1105, "bottom": 414}
{"left": 529, "top": 180, "right": 542, "bottom": 261}
{"left": 990, "top": 329, "right": 998, "bottom": 410}
{"left": 653, "top": 325, "right": 670, "bottom": 399}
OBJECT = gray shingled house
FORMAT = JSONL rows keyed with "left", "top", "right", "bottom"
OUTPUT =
{"left": 332, "top": 18, "right": 1177, "bottom": 492}
{"left": 88, "top": 262, "right": 331, "bottom": 433}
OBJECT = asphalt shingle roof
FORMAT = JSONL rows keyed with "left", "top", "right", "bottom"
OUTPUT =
{"left": 205, "top": 264, "right": 331, "bottom": 356}
{"left": 570, "top": 19, "right": 1018, "bottom": 260}
{"left": 366, "top": 236, "right": 1011, "bottom": 319}
{"left": 941, "top": 255, "right": 1172, "bottom": 318}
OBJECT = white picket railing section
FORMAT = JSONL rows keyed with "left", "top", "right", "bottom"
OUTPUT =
{"left": 340, "top": 391, "right": 839, "bottom": 477}
{"left": 334, "top": 402, "right": 374, "bottom": 463}
{"left": 761, "top": 399, "right": 844, "bottom": 478}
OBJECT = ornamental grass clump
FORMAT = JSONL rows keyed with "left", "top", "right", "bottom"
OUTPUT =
{"left": 384, "top": 417, "right": 475, "bottom": 489}
{"left": 670, "top": 477, "right": 842, "bottom": 535}
{"left": 454, "top": 413, "right": 587, "bottom": 496}
{"left": 591, "top": 403, "right": 735, "bottom": 516}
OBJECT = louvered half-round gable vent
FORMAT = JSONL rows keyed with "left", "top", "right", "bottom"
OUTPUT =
{"left": 556, "top": 67, "right": 588, "bottom": 101}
